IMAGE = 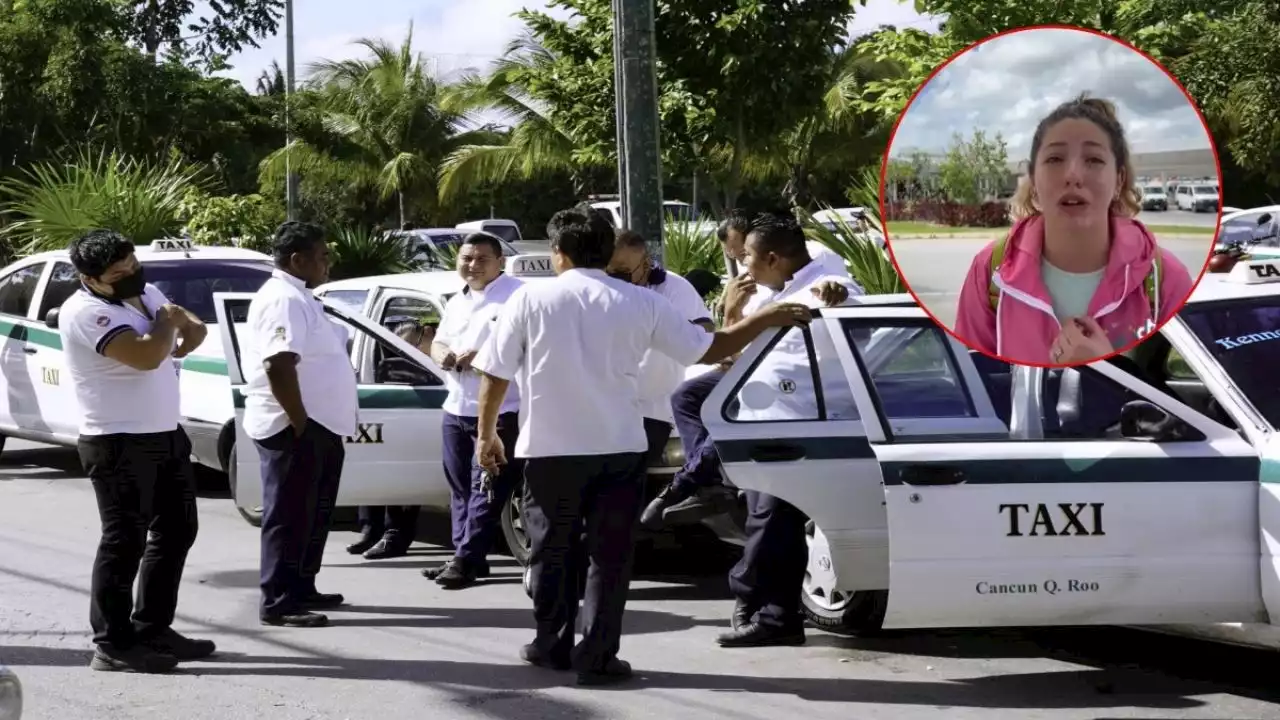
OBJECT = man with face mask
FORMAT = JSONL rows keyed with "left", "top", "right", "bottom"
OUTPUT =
{"left": 60, "top": 229, "right": 212, "bottom": 673}
{"left": 605, "top": 230, "right": 715, "bottom": 466}
{"left": 243, "top": 221, "right": 357, "bottom": 628}
{"left": 422, "top": 232, "right": 525, "bottom": 589}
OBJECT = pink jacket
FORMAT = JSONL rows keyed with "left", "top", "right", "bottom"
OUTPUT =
{"left": 953, "top": 215, "right": 1195, "bottom": 365}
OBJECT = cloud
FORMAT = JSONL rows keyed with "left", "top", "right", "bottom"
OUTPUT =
{"left": 890, "top": 27, "right": 1211, "bottom": 161}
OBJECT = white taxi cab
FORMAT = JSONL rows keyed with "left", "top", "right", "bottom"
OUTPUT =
{"left": 212, "top": 255, "right": 695, "bottom": 565}
{"left": 701, "top": 256, "right": 1280, "bottom": 648}
{"left": 0, "top": 238, "right": 273, "bottom": 467}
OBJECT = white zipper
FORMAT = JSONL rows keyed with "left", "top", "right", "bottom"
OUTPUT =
{"left": 1091, "top": 263, "right": 1130, "bottom": 321}
{"left": 991, "top": 271, "right": 1060, "bottom": 326}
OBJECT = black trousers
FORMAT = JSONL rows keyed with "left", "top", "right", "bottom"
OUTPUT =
{"left": 642, "top": 417, "right": 673, "bottom": 467}
{"left": 727, "top": 490, "right": 808, "bottom": 631}
{"left": 357, "top": 505, "right": 420, "bottom": 544}
{"left": 523, "top": 452, "right": 646, "bottom": 671}
{"left": 80, "top": 429, "right": 199, "bottom": 649}
{"left": 254, "top": 420, "right": 345, "bottom": 617}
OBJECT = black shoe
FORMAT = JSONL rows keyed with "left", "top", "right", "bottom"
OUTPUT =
{"left": 731, "top": 601, "right": 755, "bottom": 632}
{"left": 261, "top": 611, "right": 329, "bottom": 628}
{"left": 89, "top": 645, "right": 179, "bottom": 673}
{"left": 576, "top": 658, "right": 633, "bottom": 686}
{"left": 346, "top": 529, "right": 381, "bottom": 555}
{"left": 363, "top": 537, "right": 409, "bottom": 560}
{"left": 299, "top": 592, "right": 345, "bottom": 610}
{"left": 139, "top": 628, "right": 216, "bottom": 661}
{"left": 519, "top": 643, "right": 571, "bottom": 671}
{"left": 436, "top": 561, "right": 479, "bottom": 590}
{"left": 640, "top": 483, "right": 695, "bottom": 529}
{"left": 716, "top": 623, "right": 805, "bottom": 648}
{"left": 665, "top": 485, "right": 738, "bottom": 523}
{"left": 423, "top": 557, "right": 490, "bottom": 580}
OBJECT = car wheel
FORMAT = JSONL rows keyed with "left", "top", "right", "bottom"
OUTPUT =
{"left": 800, "top": 519, "right": 887, "bottom": 635}
{"left": 226, "top": 444, "right": 263, "bottom": 527}
{"left": 501, "top": 478, "right": 531, "bottom": 566}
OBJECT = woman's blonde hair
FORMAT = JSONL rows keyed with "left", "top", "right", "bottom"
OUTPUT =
{"left": 1009, "top": 93, "right": 1142, "bottom": 221}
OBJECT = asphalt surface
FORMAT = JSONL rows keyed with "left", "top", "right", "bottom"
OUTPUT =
{"left": 2, "top": 439, "right": 1279, "bottom": 720}
{"left": 1132, "top": 209, "right": 1222, "bottom": 227}
{"left": 888, "top": 235, "right": 1216, "bottom": 329}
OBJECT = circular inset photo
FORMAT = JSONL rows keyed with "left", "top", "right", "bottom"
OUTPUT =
{"left": 881, "top": 25, "right": 1221, "bottom": 368}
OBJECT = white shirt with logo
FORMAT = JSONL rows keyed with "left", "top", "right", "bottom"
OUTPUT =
{"left": 242, "top": 270, "right": 358, "bottom": 440}
{"left": 735, "top": 260, "right": 864, "bottom": 422}
{"left": 60, "top": 284, "right": 181, "bottom": 436}
{"left": 638, "top": 270, "right": 712, "bottom": 423}
{"left": 473, "top": 268, "right": 714, "bottom": 459}
{"left": 435, "top": 273, "right": 523, "bottom": 418}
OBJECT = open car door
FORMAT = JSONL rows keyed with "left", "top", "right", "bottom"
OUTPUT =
{"left": 213, "top": 291, "right": 453, "bottom": 526}
{"left": 833, "top": 306, "right": 1262, "bottom": 630}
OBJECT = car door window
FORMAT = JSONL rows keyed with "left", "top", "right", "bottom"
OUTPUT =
{"left": 379, "top": 294, "right": 442, "bottom": 329}
{"left": 326, "top": 309, "right": 443, "bottom": 388}
{"left": 38, "top": 262, "right": 79, "bottom": 319}
{"left": 843, "top": 319, "right": 977, "bottom": 420}
{"left": 320, "top": 289, "right": 369, "bottom": 315}
{"left": 724, "top": 325, "right": 859, "bottom": 422}
{"left": 0, "top": 263, "right": 47, "bottom": 318}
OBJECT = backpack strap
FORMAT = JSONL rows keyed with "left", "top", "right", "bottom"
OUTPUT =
{"left": 987, "top": 234, "right": 1010, "bottom": 311}
{"left": 1144, "top": 250, "right": 1163, "bottom": 322}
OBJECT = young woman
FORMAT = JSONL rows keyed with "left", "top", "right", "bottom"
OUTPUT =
{"left": 954, "top": 94, "right": 1195, "bottom": 366}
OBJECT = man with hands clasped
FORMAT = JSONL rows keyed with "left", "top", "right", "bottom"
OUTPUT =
{"left": 61, "top": 229, "right": 213, "bottom": 674}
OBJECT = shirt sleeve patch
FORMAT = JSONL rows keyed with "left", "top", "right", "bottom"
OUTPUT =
{"left": 95, "top": 315, "right": 111, "bottom": 327}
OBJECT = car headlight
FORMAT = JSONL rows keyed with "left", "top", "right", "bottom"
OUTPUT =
{"left": 0, "top": 666, "right": 21, "bottom": 720}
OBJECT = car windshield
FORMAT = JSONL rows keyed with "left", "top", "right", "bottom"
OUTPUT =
{"left": 1194, "top": 185, "right": 1218, "bottom": 196}
{"left": 146, "top": 260, "right": 274, "bottom": 323}
{"left": 1144, "top": 187, "right": 1163, "bottom": 195}
{"left": 1180, "top": 298, "right": 1280, "bottom": 427}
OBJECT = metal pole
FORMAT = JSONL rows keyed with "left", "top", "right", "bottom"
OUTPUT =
{"left": 284, "top": 0, "right": 300, "bottom": 221}
{"left": 614, "top": 0, "right": 664, "bottom": 264}
{"left": 611, "top": 0, "right": 628, "bottom": 218}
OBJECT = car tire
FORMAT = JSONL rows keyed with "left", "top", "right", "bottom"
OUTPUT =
{"left": 800, "top": 519, "right": 887, "bottom": 635}
{"left": 501, "top": 478, "right": 531, "bottom": 566}
{"left": 226, "top": 444, "right": 263, "bottom": 528}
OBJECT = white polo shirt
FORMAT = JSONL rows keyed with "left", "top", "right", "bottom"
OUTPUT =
{"left": 735, "top": 259, "right": 863, "bottom": 422}
{"left": 807, "top": 240, "right": 849, "bottom": 277}
{"left": 435, "top": 272, "right": 523, "bottom": 417}
{"left": 242, "top": 269, "right": 358, "bottom": 440}
{"left": 639, "top": 270, "right": 712, "bottom": 423}
{"left": 60, "top": 284, "right": 181, "bottom": 436}
{"left": 473, "top": 268, "right": 714, "bottom": 459}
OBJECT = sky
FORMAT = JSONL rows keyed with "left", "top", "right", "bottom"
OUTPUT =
{"left": 213, "top": 0, "right": 943, "bottom": 90}
{"left": 890, "top": 27, "right": 1212, "bottom": 162}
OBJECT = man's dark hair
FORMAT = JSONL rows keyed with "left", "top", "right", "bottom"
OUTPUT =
{"left": 716, "top": 208, "right": 753, "bottom": 243}
{"left": 69, "top": 229, "right": 135, "bottom": 277}
{"left": 271, "top": 221, "right": 326, "bottom": 266}
{"left": 461, "top": 232, "right": 504, "bottom": 258}
{"left": 746, "top": 212, "right": 807, "bottom": 260}
{"left": 684, "top": 268, "right": 722, "bottom": 299}
{"left": 546, "top": 205, "right": 614, "bottom": 268}
{"left": 614, "top": 229, "right": 648, "bottom": 251}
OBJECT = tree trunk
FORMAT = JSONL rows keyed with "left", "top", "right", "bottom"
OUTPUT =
{"left": 142, "top": 0, "right": 163, "bottom": 59}
{"left": 398, "top": 191, "right": 407, "bottom": 229}
{"left": 722, "top": 114, "right": 747, "bottom": 211}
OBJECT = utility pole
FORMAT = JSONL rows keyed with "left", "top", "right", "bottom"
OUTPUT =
{"left": 284, "top": 0, "right": 300, "bottom": 221}
{"left": 612, "top": 0, "right": 664, "bottom": 264}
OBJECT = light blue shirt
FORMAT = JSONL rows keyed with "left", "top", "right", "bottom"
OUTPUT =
{"left": 1041, "top": 258, "right": 1104, "bottom": 323}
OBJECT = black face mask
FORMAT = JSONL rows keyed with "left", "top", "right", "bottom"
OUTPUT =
{"left": 106, "top": 266, "right": 146, "bottom": 299}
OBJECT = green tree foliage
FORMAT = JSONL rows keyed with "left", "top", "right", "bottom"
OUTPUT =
{"left": 179, "top": 191, "right": 285, "bottom": 252}
{"left": 118, "top": 0, "right": 283, "bottom": 70}
{"left": 935, "top": 130, "right": 1009, "bottom": 204}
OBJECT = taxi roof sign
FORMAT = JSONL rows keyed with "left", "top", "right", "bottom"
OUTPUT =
{"left": 150, "top": 237, "right": 195, "bottom": 252}
{"left": 1228, "top": 258, "right": 1280, "bottom": 284}
{"left": 509, "top": 254, "right": 554, "bottom": 277}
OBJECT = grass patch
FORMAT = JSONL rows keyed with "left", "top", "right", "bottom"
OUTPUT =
{"left": 1144, "top": 224, "right": 1216, "bottom": 236}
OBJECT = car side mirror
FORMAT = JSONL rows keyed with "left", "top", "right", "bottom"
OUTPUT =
{"left": 1119, "top": 400, "right": 1201, "bottom": 442}
{"left": 1259, "top": 213, "right": 1272, "bottom": 226}
{"left": 44, "top": 308, "right": 59, "bottom": 329}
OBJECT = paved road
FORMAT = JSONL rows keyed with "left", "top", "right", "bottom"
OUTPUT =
{"left": 1134, "top": 209, "right": 1220, "bottom": 228}
{"left": 2, "top": 440, "right": 1279, "bottom": 720}
{"left": 888, "top": 236, "right": 1216, "bottom": 329}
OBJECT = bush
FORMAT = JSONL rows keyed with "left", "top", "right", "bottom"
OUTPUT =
{"left": 884, "top": 200, "right": 1009, "bottom": 227}
{"left": 180, "top": 192, "right": 285, "bottom": 254}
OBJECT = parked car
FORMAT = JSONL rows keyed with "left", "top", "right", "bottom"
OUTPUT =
{"left": 1140, "top": 184, "right": 1168, "bottom": 211}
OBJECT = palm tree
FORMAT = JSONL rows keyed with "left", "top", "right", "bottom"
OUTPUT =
{"left": 744, "top": 39, "right": 905, "bottom": 208}
{"left": 255, "top": 60, "right": 286, "bottom": 96}
{"left": 259, "top": 23, "right": 486, "bottom": 228}
{"left": 435, "top": 33, "right": 594, "bottom": 205}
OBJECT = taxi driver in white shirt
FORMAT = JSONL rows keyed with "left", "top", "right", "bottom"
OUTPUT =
{"left": 717, "top": 212, "right": 863, "bottom": 649}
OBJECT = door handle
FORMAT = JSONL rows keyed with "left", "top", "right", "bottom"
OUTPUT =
{"left": 899, "top": 464, "right": 966, "bottom": 486}
{"left": 749, "top": 443, "right": 806, "bottom": 463}
{"left": 22, "top": 346, "right": 36, "bottom": 355}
